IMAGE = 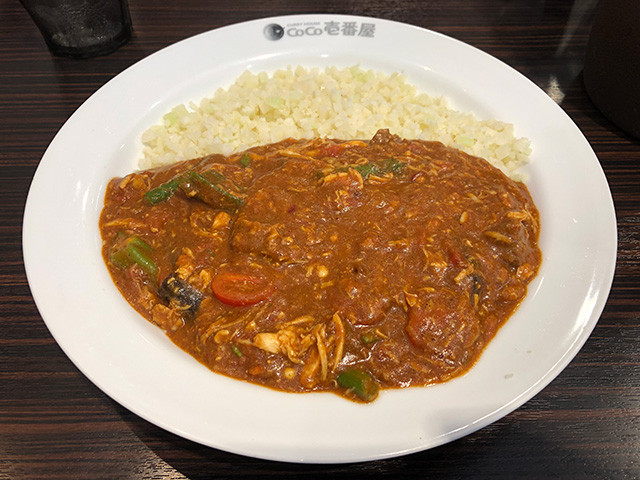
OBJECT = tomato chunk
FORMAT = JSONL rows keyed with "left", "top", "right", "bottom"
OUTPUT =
{"left": 211, "top": 272, "right": 274, "bottom": 306}
{"left": 320, "top": 143, "right": 345, "bottom": 157}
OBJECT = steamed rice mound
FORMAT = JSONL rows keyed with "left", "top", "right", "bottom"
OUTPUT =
{"left": 139, "top": 65, "right": 531, "bottom": 178}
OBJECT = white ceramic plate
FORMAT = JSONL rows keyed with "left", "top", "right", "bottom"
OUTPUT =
{"left": 23, "top": 15, "right": 617, "bottom": 463}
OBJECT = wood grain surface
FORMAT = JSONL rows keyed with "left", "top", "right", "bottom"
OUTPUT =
{"left": 1, "top": 0, "right": 639, "bottom": 478}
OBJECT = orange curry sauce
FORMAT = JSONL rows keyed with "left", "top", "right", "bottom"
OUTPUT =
{"left": 100, "top": 130, "right": 541, "bottom": 402}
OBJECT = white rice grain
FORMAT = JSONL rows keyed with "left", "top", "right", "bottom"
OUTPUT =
{"left": 138, "top": 65, "right": 531, "bottom": 178}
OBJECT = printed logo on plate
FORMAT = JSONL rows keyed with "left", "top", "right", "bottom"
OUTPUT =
{"left": 263, "top": 20, "right": 376, "bottom": 41}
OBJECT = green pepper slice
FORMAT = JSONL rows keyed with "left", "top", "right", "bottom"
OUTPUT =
{"left": 110, "top": 235, "right": 158, "bottom": 277}
{"left": 181, "top": 171, "right": 244, "bottom": 210}
{"left": 239, "top": 153, "right": 251, "bottom": 167}
{"left": 143, "top": 172, "right": 189, "bottom": 205}
{"left": 336, "top": 368, "right": 379, "bottom": 402}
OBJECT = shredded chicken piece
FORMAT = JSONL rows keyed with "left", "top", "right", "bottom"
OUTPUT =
{"left": 331, "top": 313, "right": 344, "bottom": 371}
{"left": 213, "top": 329, "right": 230, "bottom": 344}
{"left": 118, "top": 173, "right": 149, "bottom": 190}
{"left": 404, "top": 289, "right": 419, "bottom": 307}
{"left": 507, "top": 209, "right": 537, "bottom": 225}
{"left": 201, "top": 306, "right": 268, "bottom": 342}
{"left": 313, "top": 324, "right": 328, "bottom": 381}
{"left": 252, "top": 324, "right": 316, "bottom": 364}
{"left": 212, "top": 211, "right": 232, "bottom": 229}
{"left": 343, "top": 140, "right": 368, "bottom": 148}
{"left": 454, "top": 265, "right": 474, "bottom": 284}
{"left": 321, "top": 171, "right": 348, "bottom": 186}
{"left": 484, "top": 231, "right": 513, "bottom": 244}
{"left": 102, "top": 218, "right": 148, "bottom": 230}
{"left": 174, "top": 248, "right": 196, "bottom": 279}
{"left": 389, "top": 238, "right": 410, "bottom": 249}
{"left": 250, "top": 314, "right": 340, "bottom": 384}
{"left": 252, "top": 332, "right": 281, "bottom": 354}
{"left": 151, "top": 304, "right": 184, "bottom": 332}
{"left": 348, "top": 168, "right": 364, "bottom": 188}
{"left": 300, "top": 349, "right": 320, "bottom": 388}
{"left": 277, "top": 315, "right": 315, "bottom": 327}
{"left": 368, "top": 174, "right": 393, "bottom": 184}
{"left": 277, "top": 149, "right": 321, "bottom": 161}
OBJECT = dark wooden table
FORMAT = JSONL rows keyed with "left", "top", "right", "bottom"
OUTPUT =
{"left": 2, "top": 0, "right": 639, "bottom": 478}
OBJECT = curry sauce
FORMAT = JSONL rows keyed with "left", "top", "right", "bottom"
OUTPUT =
{"left": 100, "top": 129, "right": 541, "bottom": 402}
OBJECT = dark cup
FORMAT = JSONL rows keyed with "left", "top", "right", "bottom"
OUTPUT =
{"left": 583, "top": 0, "right": 640, "bottom": 139}
{"left": 20, "top": 0, "right": 132, "bottom": 58}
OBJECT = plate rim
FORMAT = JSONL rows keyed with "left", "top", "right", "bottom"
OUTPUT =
{"left": 22, "top": 13, "right": 618, "bottom": 464}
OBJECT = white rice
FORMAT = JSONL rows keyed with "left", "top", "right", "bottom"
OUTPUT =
{"left": 139, "top": 65, "right": 531, "bottom": 178}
